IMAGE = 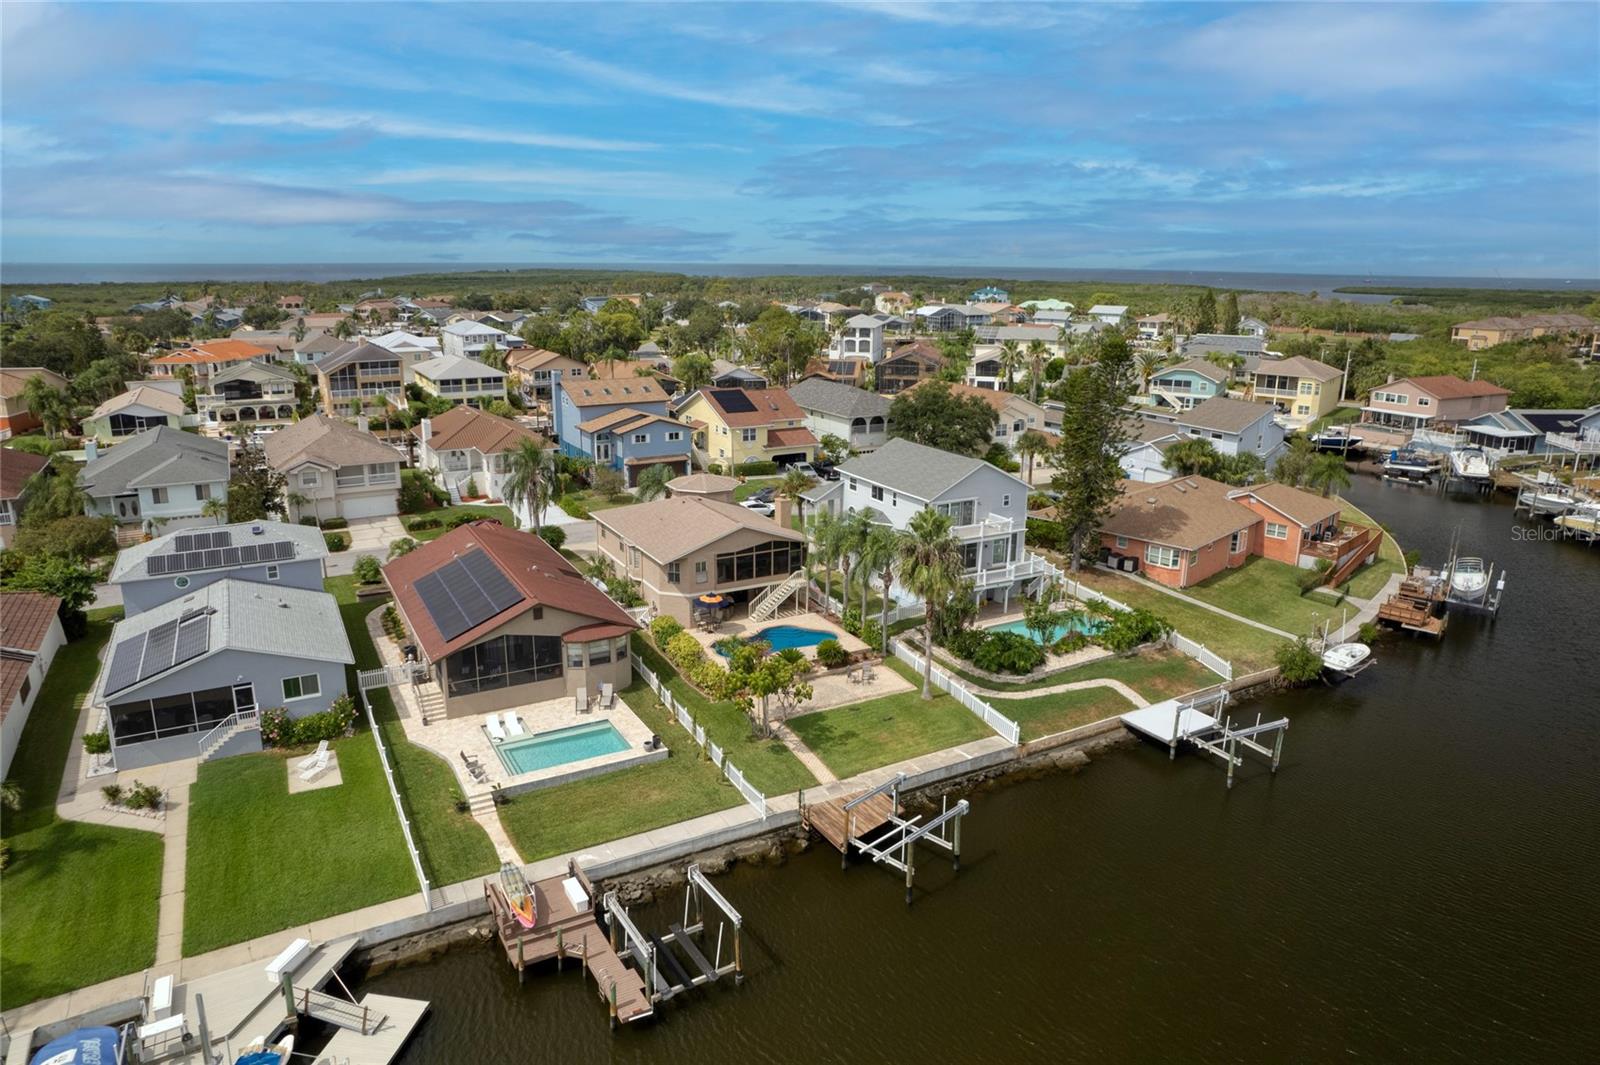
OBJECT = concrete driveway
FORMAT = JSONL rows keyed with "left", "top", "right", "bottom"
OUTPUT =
{"left": 327, "top": 515, "right": 408, "bottom": 575}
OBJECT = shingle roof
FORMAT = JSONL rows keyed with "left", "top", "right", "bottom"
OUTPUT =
{"left": 562, "top": 378, "right": 671, "bottom": 408}
{"left": 1177, "top": 396, "right": 1274, "bottom": 435}
{"left": 666, "top": 473, "right": 740, "bottom": 496}
{"left": 1256, "top": 355, "right": 1342, "bottom": 383}
{"left": 79, "top": 427, "right": 229, "bottom": 497}
{"left": 1155, "top": 358, "right": 1230, "bottom": 385}
{"left": 90, "top": 386, "right": 187, "bottom": 420}
{"left": 315, "top": 341, "right": 403, "bottom": 374}
{"left": 1399, "top": 375, "right": 1511, "bottom": 399}
{"left": 0, "top": 367, "right": 69, "bottom": 400}
{"left": 836, "top": 437, "right": 1004, "bottom": 501}
{"left": 149, "top": 340, "right": 270, "bottom": 367}
{"left": 1231, "top": 482, "right": 1341, "bottom": 528}
{"left": 108, "top": 519, "right": 330, "bottom": 583}
{"left": 1101, "top": 476, "right": 1259, "bottom": 550}
{"left": 209, "top": 360, "right": 299, "bottom": 386}
{"left": 575, "top": 407, "right": 677, "bottom": 435}
{"left": 425, "top": 405, "right": 543, "bottom": 455}
{"left": 383, "top": 521, "right": 636, "bottom": 660}
{"left": 767, "top": 426, "right": 819, "bottom": 447}
{"left": 442, "top": 320, "right": 507, "bottom": 337}
{"left": 787, "top": 376, "right": 892, "bottom": 420}
{"left": 0, "top": 590, "right": 61, "bottom": 715}
{"left": 1453, "top": 314, "right": 1596, "bottom": 331}
{"left": 690, "top": 387, "right": 808, "bottom": 428}
{"left": 0, "top": 448, "right": 51, "bottom": 499}
{"left": 595, "top": 496, "right": 803, "bottom": 564}
{"left": 263, "top": 414, "right": 398, "bottom": 470}
{"left": 412, "top": 354, "right": 507, "bottom": 383}
{"left": 507, "top": 348, "right": 579, "bottom": 372}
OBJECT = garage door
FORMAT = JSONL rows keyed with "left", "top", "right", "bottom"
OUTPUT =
{"left": 339, "top": 492, "right": 398, "bottom": 520}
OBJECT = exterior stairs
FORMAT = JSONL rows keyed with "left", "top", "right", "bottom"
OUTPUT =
{"left": 198, "top": 710, "right": 261, "bottom": 763}
{"left": 414, "top": 681, "right": 448, "bottom": 726}
{"left": 468, "top": 789, "right": 499, "bottom": 815}
{"left": 747, "top": 571, "right": 806, "bottom": 624}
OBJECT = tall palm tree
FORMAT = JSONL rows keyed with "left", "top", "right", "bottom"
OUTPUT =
{"left": 504, "top": 439, "right": 557, "bottom": 529}
{"left": 1137, "top": 349, "right": 1164, "bottom": 392}
{"left": 873, "top": 527, "right": 902, "bottom": 653}
{"left": 201, "top": 496, "right": 228, "bottom": 525}
{"left": 634, "top": 463, "right": 673, "bottom": 501}
{"left": 856, "top": 524, "right": 899, "bottom": 636}
{"left": 897, "top": 507, "right": 962, "bottom": 699}
{"left": 834, "top": 509, "right": 874, "bottom": 617}
{"left": 778, "top": 468, "right": 815, "bottom": 501}
{"left": 1014, "top": 429, "right": 1051, "bottom": 485}
{"left": 1307, "top": 453, "right": 1352, "bottom": 498}
{"left": 1025, "top": 340, "right": 1048, "bottom": 402}
{"left": 996, "top": 340, "right": 1024, "bottom": 391}
{"left": 22, "top": 376, "right": 69, "bottom": 439}
{"left": 806, "top": 509, "right": 843, "bottom": 610}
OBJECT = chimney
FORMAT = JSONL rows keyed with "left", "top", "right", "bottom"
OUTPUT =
{"left": 420, "top": 417, "right": 432, "bottom": 446}
{"left": 357, "top": 415, "right": 370, "bottom": 433}
{"left": 85, "top": 439, "right": 99, "bottom": 462}
{"left": 774, "top": 494, "right": 792, "bottom": 528}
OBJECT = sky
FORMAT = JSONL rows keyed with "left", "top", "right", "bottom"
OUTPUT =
{"left": 2, "top": 1, "right": 1598, "bottom": 277}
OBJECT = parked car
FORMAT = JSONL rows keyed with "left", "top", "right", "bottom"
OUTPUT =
{"left": 812, "top": 460, "right": 841, "bottom": 481}
{"left": 740, "top": 498, "right": 776, "bottom": 517}
{"left": 750, "top": 486, "right": 777, "bottom": 503}
{"left": 787, "top": 461, "right": 821, "bottom": 479}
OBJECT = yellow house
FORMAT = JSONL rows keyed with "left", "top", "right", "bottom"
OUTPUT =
{"left": 1250, "top": 355, "right": 1344, "bottom": 427}
{"left": 674, "top": 387, "right": 819, "bottom": 470}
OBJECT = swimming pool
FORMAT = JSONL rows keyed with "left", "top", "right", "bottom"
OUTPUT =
{"left": 494, "top": 720, "right": 630, "bottom": 775}
{"left": 716, "top": 625, "right": 834, "bottom": 655}
{"left": 986, "top": 616, "right": 1105, "bottom": 645}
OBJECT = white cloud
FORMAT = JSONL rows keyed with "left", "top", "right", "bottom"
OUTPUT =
{"left": 0, "top": 123, "right": 92, "bottom": 164}
{"left": 351, "top": 165, "right": 727, "bottom": 199}
{"left": 211, "top": 110, "right": 656, "bottom": 152}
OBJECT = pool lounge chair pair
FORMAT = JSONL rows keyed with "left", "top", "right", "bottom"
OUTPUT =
{"left": 460, "top": 750, "right": 488, "bottom": 783}
{"left": 578, "top": 684, "right": 615, "bottom": 712}
{"left": 485, "top": 712, "right": 525, "bottom": 743}
{"left": 297, "top": 740, "right": 331, "bottom": 782}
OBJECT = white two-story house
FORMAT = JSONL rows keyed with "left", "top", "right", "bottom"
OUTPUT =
{"left": 829, "top": 314, "right": 886, "bottom": 363}
{"left": 441, "top": 320, "right": 510, "bottom": 359}
{"left": 800, "top": 437, "right": 1058, "bottom": 612}
{"left": 1157, "top": 396, "right": 1287, "bottom": 467}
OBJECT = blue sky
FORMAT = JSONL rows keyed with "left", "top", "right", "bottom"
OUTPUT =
{"left": 3, "top": 1, "right": 1597, "bottom": 276}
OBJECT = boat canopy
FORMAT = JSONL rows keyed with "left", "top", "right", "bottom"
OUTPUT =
{"left": 30, "top": 1027, "right": 123, "bottom": 1065}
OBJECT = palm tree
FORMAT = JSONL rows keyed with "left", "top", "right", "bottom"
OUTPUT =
{"left": 201, "top": 496, "right": 228, "bottom": 525}
{"left": 1025, "top": 340, "right": 1048, "bottom": 402}
{"left": 1137, "top": 349, "right": 1164, "bottom": 392}
{"left": 834, "top": 509, "right": 874, "bottom": 617}
{"left": 856, "top": 524, "right": 899, "bottom": 635}
{"left": 1306, "top": 453, "right": 1352, "bottom": 498}
{"left": 777, "top": 468, "right": 815, "bottom": 501}
{"left": 806, "top": 510, "right": 843, "bottom": 610}
{"left": 996, "top": 340, "right": 1024, "bottom": 390}
{"left": 873, "top": 528, "right": 902, "bottom": 653}
{"left": 634, "top": 463, "right": 673, "bottom": 501}
{"left": 672, "top": 351, "right": 713, "bottom": 393}
{"left": 897, "top": 507, "right": 962, "bottom": 699}
{"left": 0, "top": 778, "right": 22, "bottom": 812}
{"left": 504, "top": 439, "right": 557, "bottom": 529}
{"left": 22, "top": 376, "right": 69, "bottom": 439}
{"left": 1014, "top": 428, "right": 1051, "bottom": 485}
{"left": 1162, "top": 438, "right": 1222, "bottom": 478}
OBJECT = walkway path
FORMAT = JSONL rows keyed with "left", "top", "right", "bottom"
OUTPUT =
{"left": 972, "top": 676, "right": 1151, "bottom": 708}
{"left": 771, "top": 723, "right": 837, "bottom": 784}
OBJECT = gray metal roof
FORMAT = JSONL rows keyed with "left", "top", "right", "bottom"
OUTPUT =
{"left": 79, "top": 427, "right": 229, "bottom": 497}
{"left": 316, "top": 341, "right": 403, "bottom": 374}
{"left": 109, "top": 519, "right": 329, "bottom": 583}
{"left": 1177, "top": 396, "right": 1274, "bottom": 435}
{"left": 412, "top": 354, "right": 507, "bottom": 382}
{"left": 836, "top": 437, "right": 992, "bottom": 501}
{"left": 211, "top": 360, "right": 299, "bottom": 385}
{"left": 787, "top": 376, "right": 891, "bottom": 420}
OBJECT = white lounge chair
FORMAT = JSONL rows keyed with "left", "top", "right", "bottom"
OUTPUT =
{"left": 505, "top": 712, "right": 525, "bottom": 737}
{"left": 298, "top": 746, "right": 331, "bottom": 782}
{"left": 599, "top": 683, "right": 615, "bottom": 710}
{"left": 575, "top": 689, "right": 588, "bottom": 714}
{"left": 485, "top": 713, "right": 507, "bottom": 743}
{"left": 296, "top": 739, "right": 329, "bottom": 771}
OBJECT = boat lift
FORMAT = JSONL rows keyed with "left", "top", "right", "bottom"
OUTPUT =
{"left": 1121, "top": 688, "right": 1290, "bottom": 789}
{"left": 854, "top": 791, "right": 970, "bottom": 905}
{"left": 601, "top": 864, "right": 744, "bottom": 1010}
{"left": 799, "top": 773, "right": 972, "bottom": 904}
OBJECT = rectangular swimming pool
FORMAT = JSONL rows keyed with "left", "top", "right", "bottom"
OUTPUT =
{"left": 986, "top": 616, "right": 1105, "bottom": 644}
{"left": 494, "top": 720, "right": 630, "bottom": 776}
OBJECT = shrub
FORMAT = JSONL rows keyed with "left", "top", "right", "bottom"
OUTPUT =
{"left": 840, "top": 609, "right": 862, "bottom": 636}
{"left": 299, "top": 516, "right": 320, "bottom": 526}
{"left": 260, "top": 706, "right": 293, "bottom": 747}
{"left": 603, "top": 573, "right": 645, "bottom": 607}
{"left": 1403, "top": 549, "right": 1421, "bottom": 571}
{"left": 353, "top": 554, "right": 382, "bottom": 584}
{"left": 972, "top": 630, "right": 1046, "bottom": 674}
{"left": 557, "top": 493, "right": 591, "bottom": 520}
{"left": 1094, "top": 606, "right": 1173, "bottom": 653}
{"left": 859, "top": 619, "right": 882, "bottom": 651}
{"left": 325, "top": 532, "right": 350, "bottom": 552}
{"left": 691, "top": 659, "right": 736, "bottom": 699}
{"left": 983, "top": 443, "right": 1020, "bottom": 473}
{"left": 82, "top": 731, "right": 110, "bottom": 755}
{"left": 101, "top": 783, "right": 124, "bottom": 806}
{"left": 445, "top": 512, "right": 482, "bottom": 530}
{"left": 739, "top": 460, "right": 779, "bottom": 476}
{"left": 1027, "top": 492, "right": 1054, "bottom": 511}
{"left": 287, "top": 706, "right": 353, "bottom": 745}
{"left": 1357, "top": 621, "right": 1381, "bottom": 644}
{"left": 398, "top": 473, "right": 433, "bottom": 514}
{"left": 705, "top": 463, "right": 724, "bottom": 476}
{"left": 943, "top": 628, "right": 987, "bottom": 660}
{"left": 665, "top": 631, "right": 706, "bottom": 669}
{"left": 388, "top": 537, "right": 418, "bottom": 559}
{"left": 381, "top": 604, "right": 407, "bottom": 642}
{"left": 404, "top": 515, "right": 443, "bottom": 531}
{"left": 464, "top": 476, "right": 480, "bottom": 498}
{"left": 1275, "top": 637, "right": 1325, "bottom": 684}
{"left": 592, "top": 467, "right": 627, "bottom": 500}
{"left": 650, "top": 616, "right": 684, "bottom": 644}
{"left": 9, "top": 515, "right": 118, "bottom": 561}
{"left": 1298, "top": 559, "right": 1333, "bottom": 594}
{"left": 124, "top": 781, "right": 163, "bottom": 811}
{"left": 320, "top": 517, "right": 349, "bottom": 531}
{"left": 536, "top": 525, "right": 566, "bottom": 550}
{"left": 1052, "top": 631, "right": 1091, "bottom": 655}
{"left": 815, "top": 638, "right": 850, "bottom": 669}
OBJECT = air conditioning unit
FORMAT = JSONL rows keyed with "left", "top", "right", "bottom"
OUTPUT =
{"left": 1119, "top": 557, "right": 1139, "bottom": 572}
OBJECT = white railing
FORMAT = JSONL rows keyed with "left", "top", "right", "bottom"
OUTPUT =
{"left": 355, "top": 681, "right": 432, "bottom": 909}
{"left": 888, "top": 637, "right": 1021, "bottom": 745}
{"left": 1545, "top": 430, "right": 1600, "bottom": 455}
{"left": 1167, "top": 631, "right": 1233, "bottom": 681}
{"left": 195, "top": 707, "right": 259, "bottom": 760}
{"left": 637, "top": 659, "right": 769, "bottom": 818}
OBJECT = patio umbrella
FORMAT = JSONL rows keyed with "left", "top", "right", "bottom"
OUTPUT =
{"left": 696, "top": 594, "right": 727, "bottom": 607}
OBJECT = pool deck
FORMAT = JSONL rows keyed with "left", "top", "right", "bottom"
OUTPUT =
{"left": 685, "top": 610, "right": 868, "bottom": 660}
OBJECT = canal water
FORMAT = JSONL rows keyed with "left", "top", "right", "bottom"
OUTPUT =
{"left": 350, "top": 476, "right": 1599, "bottom": 1063}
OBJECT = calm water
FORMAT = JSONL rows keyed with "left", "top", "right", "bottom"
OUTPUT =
{"left": 349, "top": 477, "right": 1599, "bottom": 1064}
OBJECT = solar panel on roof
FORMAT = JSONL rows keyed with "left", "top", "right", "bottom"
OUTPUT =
{"left": 414, "top": 571, "right": 471, "bottom": 641}
{"left": 142, "top": 620, "right": 178, "bottom": 678}
{"left": 104, "top": 638, "right": 145, "bottom": 695}
{"left": 271, "top": 541, "right": 295, "bottom": 561}
{"left": 238, "top": 544, "right": 260, "bottom": 564}
{"left": 173, "top": 534, "right": 197, "bottom": 553}
{"left": 173, "top": 615, "right": 209, "bottom": 666}
{"left": 459, "top": 550, "right": 525, "bottom": 615}
{"left": 147, "top": 555, "right": 173, "bottom": 576}
{"left": 203, "top": 549, "right": 225, "bottom": 569}
{"left": 711, "top": 388, "right": 756, "bottom": 414}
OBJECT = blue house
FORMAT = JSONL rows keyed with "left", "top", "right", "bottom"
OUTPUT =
{"left": 7, "top": 294, "right": 52, "bottom": 313}
{"left": 552, "top": 376, "right": 691, "bottom": 487}
{"left": 580, "top": 295, "right": 611, "bottom": 313}
{"left": 1147, "top": 358, "right": 1232, "bottom": 411}
{"left": 970, "top": 285, "right": 1010, "bottom": 303}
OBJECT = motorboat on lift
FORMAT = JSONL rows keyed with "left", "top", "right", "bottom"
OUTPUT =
{"left": 1447, "top": 557, "right": 1488, "bottom": 598}
{"left": 1449, "top": 447, "right": 1492, "bottom": 480}
{"left": 1554, "top": 500, "right": 1600, "bottom": 535}
{"left": 1310, "top": 425, "right": 1364, "bottom": 453}
{"left": 1321, "top": 642, "right": 1373, "bottom": 678}
{"left": 1383, "top": 447, "right": 1435, "bottom": 481}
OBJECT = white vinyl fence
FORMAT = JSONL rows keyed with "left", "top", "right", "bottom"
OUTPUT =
{"left": 355, "top": 667, "right": 433, "bottom": 909}
{"left": 887, "top": 638, "right": 1021, "bottom": 745}
{"left": 636, "top": 660, "right": 768, "bottom": 819}
{"left": 1061, "top": 577, "right": 1233, "bottom": 682}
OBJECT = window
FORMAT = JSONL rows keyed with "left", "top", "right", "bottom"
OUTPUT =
{"left": 695, "top": 560, "right": 708, "bottom": 584}
{"left": 587, "top": 639, "right": 612, "bottom": 665}
{"left": 666, "top": 430, "right": 683, "bottom": 442}
{"left": 1416, "top": 396, "right": 1430, "bottom": 407}
{"left": 632, "top": 433, "right": 649, "bottom": 444}
{"left": 150, "top": 487, "right": 169, "bottom": 504}
{"left": 848, "top": 478, "right": 858, "bottom": 490}
{"left": 265, "top": 564, "right": 280, "bottom": 581}
{"left": 19, "top": 676, "right": 30, "bottom": 703}
{"left": 568, "top": 643, "right": 585, "bottom": 668}
{"left": 741, "top": 428, "right": 758, "bottom": 444}
{"left": 1229, "top": 530, "right": 1243, "bottom": 553}
{"left": 715, "top": 539, "right": 807, "bottom": 583}
{"left": 448, "top": 634, "right": 563, "bottom": 696}
{"left": 989, "top": 537, "right": 1010, "bottom": 566}
{"left": 666, "top": 562, "right": 681, "bottom": 583}
{"left": 1116, "top": 536, "right": 1128, "bottom": 549}
{"left": 196, "top": 483, "right": 211, "bottom": 500}
{"left": 613, "top": 636, "right": 630, "bottom": 662}
{"left": 1002, "top": 494, "right": 1011, "bottom": 508}
{"left": 1145, "top": 544, "right": 1181, "bottom": 568}
{"left": 301, "top": 471, "right": 320, "bottom": 488}
{"left": 871, "top": 485, "right": 884, "bottom": 501}
{"left": 282, "top": 674, "right": 321, "bottom": 701}
{"left": 1266, "top": 522, "right": 1288, "bottom": 539}
{"left": 960, "top": 542, "right": 979, "bottom": 570}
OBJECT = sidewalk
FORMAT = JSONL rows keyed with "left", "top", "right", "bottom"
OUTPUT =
{"left": 973, "top": 675, "right": 1150, "bottom": 708}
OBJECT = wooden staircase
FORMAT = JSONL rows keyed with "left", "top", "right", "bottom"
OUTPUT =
{"left": 747, "top": 571, "right": 806, "bottom": 624}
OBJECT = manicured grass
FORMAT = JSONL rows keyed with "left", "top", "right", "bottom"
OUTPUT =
{"left": 183, "top": 740, "right": 416, "bottom": 956}
{"left": 496, "top": 670, "right": 742, "bottom": 862}
{"left": 936, "top": 646, "right": 1218, "bottom": 700}
{"left": 1069, "top": 568, "right": 1288, "bottom": 673}
{"left": 732, "top": 477, "right": 783, "bottom": 502}
{"left": 632, "top": 637, "right": 815, "bottom": 794}
{"left": 1, "top": 610, "right": 164, "bottom": 1009}
{"left": 1335, "top": 499, "right": 1408, "bottom": 600}
{"left": 1174, "top": 556, "right": 1339, "bottom": 637}
{"left": 787, "top": 676, "right": 993, "bottom": 780}
{"left": 326, "top": 577, "right": 498, "bottom": 888}
{"left": 881, "top": 657, "right": 1139, "bottom": 742}
{"left": 404, "top": 503, "right": 516, "bottom": 541}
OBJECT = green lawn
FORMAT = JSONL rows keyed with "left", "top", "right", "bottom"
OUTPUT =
{"left": 1183, "top": 556, "right": 1339, "bottom": 637}
{"left": 788, "top": 672, "right": 993, "bottom": 780}
{"left": 1335, "top": 499, "right": 1408, "bottom": 600}
{"left": 0, "top": 611, "right": 165, "bottom": 1009}
{"left": 632, "top": 637, "right": 815, "bottom": 794}
{"left": 732, "top": 477, "right": 783, "bottom": 502}
{"left": 941, "top": 647, "right": 1220, "bottom": 701}
{"left": 326, "top": 577, "right": 498, "bottom": 887}
{"left": 1069, "top": 569, "right": 1288, "bottom": 673}
{"left": 404, "top": 503, "right": 516, "bottom": 541}
{"left": 882, "top": 657, "right": 1141, "bottom": 743}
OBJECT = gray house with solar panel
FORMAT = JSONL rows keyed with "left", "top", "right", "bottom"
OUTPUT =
{"left": 107, "top": 520, "right": 329, "bottom": 616}
{"left": 92, "top": 579, "right": 354, "bottom": 769}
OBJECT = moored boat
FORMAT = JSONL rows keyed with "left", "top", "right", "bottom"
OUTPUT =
{"left": 500, "top": 861, "right": 537, "bottom": 928}
{"left": 1448, "top": 557, "right": 1488, "bottom": 597}
{"left": 1449, "top": 447, "right": 1491, "bottom": 479}
{"left": 1311, "top": 426, "right": 1364, "bottom": 453}
{"left": 1322, "top": 642, "right": 1373, "bottom": 678}
{"left": 1383, "top": 448, "right": 1435, "bottom": 481}
{"left": 1553, "top": 501, "right": 1600, "bottom": 535}
{"left": 235, "top": 1034, "right": 294, "bottom": 1065}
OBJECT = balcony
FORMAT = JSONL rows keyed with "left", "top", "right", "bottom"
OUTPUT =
{"left": 952, "top": 512, "right": 1017, "bottom": 540}
{"left": 970, "top": 551, "right": 1059, "bottom": 590}
{"left": 1304, "top": 522, "right": 1379, "bottom": 564}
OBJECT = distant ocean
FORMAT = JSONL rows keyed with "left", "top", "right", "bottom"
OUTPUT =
{"left": 4, "top": 262, "right": 1598, "bottom": 301}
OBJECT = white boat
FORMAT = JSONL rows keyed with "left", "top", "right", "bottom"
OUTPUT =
{"left": 1449, "top": 447, "right": 1491, "bottom": 479}
{"left": 1525, "top": 489, "right": 1575, "bottom": 515}
{"left": 235, "top": 1033, "right": 294, "bottom": 1064}
{"left": 1448, "top": 557, "right": 1488, "bottom": 597}
{"left": 1322, "top": 642, "right": 1372, "bottom": 677}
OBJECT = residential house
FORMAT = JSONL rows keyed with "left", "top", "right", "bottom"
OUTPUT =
{"left": 1165, "top": 396, "right": 1286, "bottom": 466}
{"left": 82, "top": 386, "right": 187, "bottom": 443}
{"left": 7, "top": 294, "right": 53, "bottom": 313}
{"left": 1449, "top": 314, "right": 1597, "bottom": 352}
{"left": 1088, "top": 305, "right": 1129, "bottom": 326}
{"left": 0, "top": 591, "right": 65, "bottom": 779}
{"left": 92, "top": 579, "right": 354, "bottom": 769}
{"left": 441, "top": 320, "right": 510, "bottom": 359}
{"left": 128, "top": 295, "right": 186, "bottom": 314}
{"left": 1021, "top": 298, "right": 1073, "bottom": 313}
{"left": 787, "top": 376, "right": 892, "bottom": 452}
{"left": 1182, "top": 334, "right": 1266, "bottom": 362}
{"left": 805, "top": 357, "right": 870, "bottom": 390}
{"left": 970, "top": 286, "right": 1010, "bottom": 303}
{"left": 192, "top": 308, "right": 243, "bottom": 331}
{"left": 875, "top": 339, "right": 944, "bottom": 395}
{"left": 830, "top": 314, "right": 886, "bottom": 363}
{"left": 507, "top": 348, "right": 587, "bottom": 405}
{"left": 1118, "top": 419, "right": 1184, "bottom": 483}
{"left": 264, "top": 414, "right": 401, "bottom": 521}
{"left": 675, "top": 387, "right": 818, "bottom": 470}
{"left": 590, "top": 359, "right": 679, "bottom": 396}
{"left": 411, "top": 354, "right": 508, "bottom": 409}
{"left": 108, "top": 520, "right": 329, "bottom": 616}
{"left": 314, "top": 341, "right": 406, "bottom": 416}
{"left": 276, "top": 295, "right": 306, "bottom": 311}
{"left": 914, "top": 304, "right": 978, "bottom": 332}
{"left": 292, "top": 329, "right": 340, "bottom": 366}
{"left": 1030, "top": 309, "right": 1075, "bottom": 329}
{"left": 1455, "top": 406, "right": 1600, "bottom": 455}
{"left": 709, "top": 360, "right": 769, "bottom": 389}
{"left": 0, "top": 367, "right": 70, "bottom": 439}
{"left": 580, "top": 295, "right": 611, "bottom": 313}
{"left": 595, "top": 497, "right": 808, "bottom": 624}
{"left": 875, "top": 291, "right": 913, "bottom": 314}
{"left": 0, "top": 449, "right": 50, "bottom": 546}
{"left": 418, "top": 404, "right": 546, "bottom": 502}
{"left": 552, "top": 377, "right": 688, "bottom": 485}
{"left": 369, "top": 330, "right": 441, "bottom": 361}
{"left": 1362, "top": 375, "right": 1511, "bottom": 436}
{"left": 972, "top": 324, "right": 1066, "bottom": 353}
{"left": 801, "top": 437, "right": 1055, "bottom": 610}
{"left": 665, "top": 472, "right": 740, "bottom": 503}
{"left": 384, "top": 522, "right": 637, "bottom": 719}
{"left": 196, "top": 361, "right": 300, "bottom": 431}
{"left": 79, "top": 428, "right": 229, "bottom": 528}
{"left": 1237, "top": 316, "right": 1269, "bottom": 338}
{"left": 149, "top": 340, "right": 273, "bottom": 384}
{"left": 910, "top": 381, "right": 1053, "bottom": 449}
{"left": 1099, "top": 476, "right": 1357, "bottom": 590}
{"left": 1146, "top": 358, "right": 1231, "bottom": 411}
{"left": 1136, "top": 312, "right": 1175, "bottom": 340}
{"left": 1250, "top": 355, "right": 1344, "bottom": 426}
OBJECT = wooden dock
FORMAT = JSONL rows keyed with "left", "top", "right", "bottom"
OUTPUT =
{"left": 1377, "top": 572, "right": 1448, "bottom": 636}
{"left": 803, "top": 788, "right": 896, "bottom": 854}
{"left": 319, "top": 993, "right": 429, "bottom": 1065}
{"left": 801, "top": 774, "right": 971, "bottom": 902}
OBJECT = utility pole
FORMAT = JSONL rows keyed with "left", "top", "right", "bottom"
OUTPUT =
{"left": 1342, "top": 346, "right": 1353, "bottom": 402}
